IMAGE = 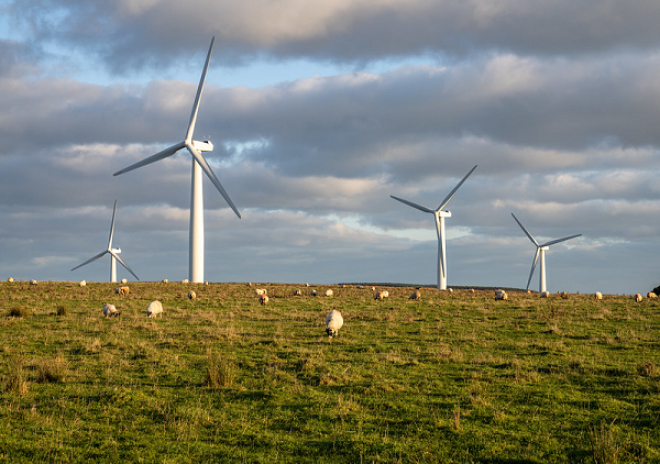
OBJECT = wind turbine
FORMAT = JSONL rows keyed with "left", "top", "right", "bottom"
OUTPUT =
{"left": 71, "top": 200, "right": 140, "bottom": 283}
{"left": 390, "top": 165, "right": 477, "bottom": 290}
{"left": 113, "top": 37, "right": 241, "bottom": 283}
{"left": 511, "top": 213, "right": 581, "bottom": 293}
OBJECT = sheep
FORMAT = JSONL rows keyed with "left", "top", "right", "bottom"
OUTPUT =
{"left": 409, "top": 290, "right": 421, "bottom": 300}
{"left": 634, "top": 293, "right": 643, "bottom": 303}
{"left": 540, "top": 291, "right": 550, "bottom": 299}
{"left": 310, "top": 289, "right": 318, "bottom": 297}
{"left": 121, "top": 278, "right": 128, "bottom": 284}
{"left": 29, "top": 279, "right": 37, "bottom": 285}
{"left": 146, "top": 300, "right": 164, "bottom": 318}
{"left": 325, "top": 289, "right": 334, "bottom": 297}
{"left": 594, "top": 292, "right": 603, "bottom": 300}
{"left": 494, "top": 289, "right": 508, "bottom": 301}
{"left": 255, "top": 288, "right": 267, "bottom": 296}
{"left": 7, "top": 277, "right": 13, "bottom": 283}
{"left": 560, "top": 291, "right": 569, "bottom": 299}
{"left": 293, "top": 289, "right": 302, "bottom": 296}
{"left": 647, "top": 292, "right": 658, "bottom": 299}
{"left": 181, "top": 279, "right": 189, "bottom": 284}
{"left": 325, "top": 310, "right": 343, "bottom": 337}
{"left": 162, "top": 279, "right": 169, "bottom": 283}
{"left": 102, "top": 303, "right": 120, "bottom": 318}
{"left": 374, "top": 290, "right": 388, "bottom": 300}
{"left": 381, "top": 290, "right": 389, "bottom": 298}
{"left": 114, "top": 286, "right": 130, "bottom": 296}
{"left": 188, "top": 291, "right": 197, "bottom": 300}
{"left": 79, "top": 280, "right": 87, "bottom": 287}
{"left": 259, "top": 294, "right": 269, "bottom": 305}
{"left": 469, "top": 288, "right": 475, "bottom": 294}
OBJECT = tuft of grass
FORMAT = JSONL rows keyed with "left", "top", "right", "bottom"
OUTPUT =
{"left": 637, "top": 361, "right": 656, "bottom": 377}
{"left": 5, "top": 355, "right": 29, "bottom": 395}
{"left": 8, "top": 306, "right": 31, "bottom": 318}
{"left": 590, "top": 420, "right": 620, "bottom": 464}
{"left": 56, "top": 304, "right": 68, "bottom": 316}
{"left": 205, "top": 351, "right": 236, "bottom": 388}
{"left": 35, "top": 355, "right": 67, "bottom": 383}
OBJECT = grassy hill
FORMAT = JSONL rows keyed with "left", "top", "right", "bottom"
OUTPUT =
{"left": 0, "top": 281, "right": 659, "bottom": 463}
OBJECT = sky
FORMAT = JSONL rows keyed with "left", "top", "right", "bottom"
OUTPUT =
{"left": 1, "top": 0, "right": 659, "bottom": 294}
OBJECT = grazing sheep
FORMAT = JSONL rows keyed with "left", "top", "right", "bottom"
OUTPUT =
{"left": 7, "top": 277, "right": 13, "bottom": 283}
{"left": 540, "top": 291, "right": 550, "bottom": 299}
{"left": 79, "top": 280, "right": 87, "bottom": 287}
{"left": 374, "top": 291, "right": 388, "bottom": 300}
{"left": 635, "top": 293, "right": 643, "bottom": 303}
{"left": 494, "top": 289, "right": 508, "bottom": 301}
{"left": 325, "top": 289, "right": 334, "bottom": 297}
{"left": 310, "top": 289, "right": 318, "bottom": 297}
{"left": 382, "top": 290, "right": 389, "bottom": 298}
{"left": 448, "top": 288, "right": 454, "bottom": 293}
{"left": 30, "top": 279, "right": 37, "bottom": 285}
{"left": 259, "top": 294, "right": 269, "bottom": 305}
{"left": 114, "top": 286, "right": 130, "bottom": 296}
{"left": 146, "top": 300, "right": 164, "bottom": 318}
{"left": 594, "top": 292, "right": 603, "bottom": 300}
{"left": 409, "top": 290, "right": 421, "bottom": 300}
{"left": 102, "top": 303, "right": 119, "bottom": 318}
{"left": 255, "top": 288, "right": 267, "bottom": 296}
{"left": 325, "top": 310, "right": 344, "bottom": 337}
{"left": 188, "top": 291, "right": 197, "bottom": 300}
{"left": 469, "top": 288, "right": 475, "bottom": 294}
{"left": 121, "top": 278, "right": 128, "bottom": 284}
{"left": 647, "top": 292, "right": 658, "bottom": 299}
{"left": 293, "top": 289, "right": 302, "bottom": 296}
{"left": 162, "top": 279, "right": 169, "bottom": 283}
{"left": 181, "top": 279, "right": 189, "bottom": 284}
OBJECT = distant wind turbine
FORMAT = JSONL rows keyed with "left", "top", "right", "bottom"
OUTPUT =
{"left": 391, "top": 165, "right": 477, "bottom": 290}
{"left": 113, "top": 37, "right": 241, "bottom": 283}
{"left": 71, "top": 200, "right": 140, "bottom": 283}
{"left": 511, "top": 213, "right": 581, "bottom": 293}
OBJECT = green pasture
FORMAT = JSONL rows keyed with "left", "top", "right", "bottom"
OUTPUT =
{"left": 0, "top": 281, "right": 659, "bottom": 463}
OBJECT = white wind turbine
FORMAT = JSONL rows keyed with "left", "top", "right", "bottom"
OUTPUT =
{"left": 113, "top": 37, "right": 241, "bottom": 283}
{"left": 391, "top": 165, "right": 477, "bottom": 290}
{"left": 71, "top": 200, "right": 140, "bottom": 283}
{"left": 511, "top": 213, "right": 581, "bottom": 293}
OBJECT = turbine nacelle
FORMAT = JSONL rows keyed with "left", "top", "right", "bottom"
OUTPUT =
{"left": 437, "top": 211, "right": 452, "bottom": 218}
{"left": 192, "top": 140, "right": 213, "bottom": 152}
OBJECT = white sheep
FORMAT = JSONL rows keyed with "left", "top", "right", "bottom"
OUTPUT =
{"left": 293, "top": 289, "right": 302, "bottom": 296}
{"left": 409, "top": 290, "right": 421, "bottom": 300}
{"left": 188, "top": 290, "right": 197, "bottom": 300}
{"left": 102, "top": 303, "right": 119, "bottom": 318}
{"left": 634, "top": 293, "right": 643, "bottom": 303}
{"left": 325, "top": 310, "right": 344, "bottom": 337}
{"left": 7, "top": 277, "right": 13, "bottom": 283}
{"left": 374, "top": 291, "right": 386, "bottom": 300}
{"left": 114, "top": 286, "right": 130, "bottom": 296}
{"left": 162, "top": 279, "right": 169, "bottom": 283}
{"left": 310, "top": 289, "right": 318, "bottom": 297}
{"left": 29, "top": 279, "right": 37, "bottom": 285}
{"left": 382, "top": 290, "right": 389, "bottom": 298}
{"left": 325, "top": 289, "right": 334, "bottom": 297}
{"left": 181, "top": 279, "right": 189, "bottom": 284}
{"left": 79, "top": 280, "right": 87, "bottom": 287}
{"left": 259, "top": 294, "right": 269, "bottom": 305}
{"left": 255, "top": 288, "right": 267, "bottom": 296}
{"left": 594, "top": 291, "right": 603, "bottom": 300}
{"left": 121, "top": 278, "right": 128, "bottom": 284}
{"left": 540, "top": 291, "right": 550, "bottom": 299}
{"left": 647, "top": 292, "right": 658, "bottom": 299}
{"left": 146, "top": 300, "right": 164, "bottom": 318}
{"left": 494, "top": 289, "right": 508, "bottom": 301}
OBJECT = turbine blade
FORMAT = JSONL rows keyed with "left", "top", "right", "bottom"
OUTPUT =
{"left": 113, "top": 141, "right": 186, "bottom": 176}
{"left": 436, "top": 165, "right": 478, "bottom": 211}
{"left": 71, "top": 250, "right": 108, "bottom": 271}
{"left": 526, "top": 248, "right": 540, "bottom": 291}
{"left": 541, "top": 234, "right": 582, "bottom": 248}
{"left": 110, "top": 251, "right": 140, "bottom": 281}
{"left": 107, "top": 200, "right": 118, "bottom": 250}
{"left": 390, "top": 195, "right": 434, "bottom": 213}
{"left": 186, "top": 143, "right": 241, "bottom": 219}
{"left": 186, "top": 37, "right": 215, "bottom": 142}
{"left": 511, "top": 213, "right": 539, "bottom": 246}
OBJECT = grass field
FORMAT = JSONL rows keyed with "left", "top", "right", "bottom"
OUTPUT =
{"left": 0, "top": 281, "right": 659, "bottom": 463}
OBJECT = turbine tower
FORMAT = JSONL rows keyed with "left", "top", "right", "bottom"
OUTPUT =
{"left": 511, "top": 213, "right": 581, "bottom": 293}
{"left": 391, "top": 165, "right": 477, "bottom": 290}
{"left": 71, "top": 200, "right": 140, "bottom": 283}
{"left": 113, "top": 37, "right": 241, "bottom": 283}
